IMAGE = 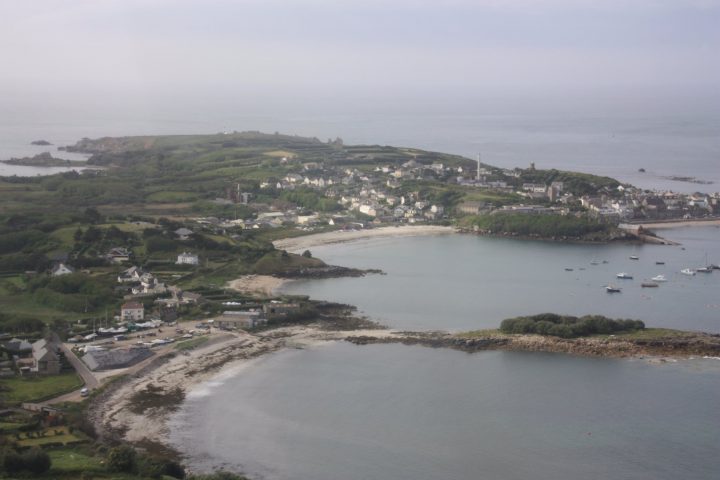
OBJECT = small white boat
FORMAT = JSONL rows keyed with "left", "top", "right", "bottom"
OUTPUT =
{"left": 616, "top": 272, "right": 633, "bottom": 279}
{"left": 680, "top": 268, "right": 696, "bottom": 276}
{"left": 629, "top": 255, "right": 639, "bottom": 260}
{"left": 696, "top": 266, "right": 713, "bottom": 273}
{"left": 606, "top": 285, "right": 622, "bottom": 293}
{"left": 651, "top": 274, "right": 668, "bottom": 282}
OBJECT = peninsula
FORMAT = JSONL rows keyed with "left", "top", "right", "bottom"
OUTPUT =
{"left": 1, "top": 131, "right": 719, "bottom": 479}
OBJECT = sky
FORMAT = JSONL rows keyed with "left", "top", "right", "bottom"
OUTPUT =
{"left": 1, "top": 0, "right": 719, "bottom": 112}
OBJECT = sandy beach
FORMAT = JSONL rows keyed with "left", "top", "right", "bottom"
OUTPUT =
{"left": 226, "top": 275, "right": 288, "bottom": 296}
{"left": 90, "top": 323, "right": 720, "bottom": 452}
{"left": 91, "top": 326, "right": 399, "bottom": 448}
{"left": 273, "top": 225, "right": 456, "bottom": 253}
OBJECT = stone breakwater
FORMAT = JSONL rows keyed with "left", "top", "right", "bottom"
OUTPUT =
{"left": 345, "top": 332, "right": 720, "bottom": 359}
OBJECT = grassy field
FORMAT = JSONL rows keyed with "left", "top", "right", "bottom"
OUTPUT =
{"left": 456, "top": 329, "right": 506, "bottom": 338}
{"left": 1, "top": 372, "right": 83, "bottom": 404}
{"left": 16, "top": 426, "right": 84, "bottom": 447}
{"left": 600, "top": 328, "right": 698, "bottom": 340}
{"left": 0, "top": 420, "right": 25, "bottom": 432}
{"left": 49, "top": 448, "right": 105, "bottom": 475}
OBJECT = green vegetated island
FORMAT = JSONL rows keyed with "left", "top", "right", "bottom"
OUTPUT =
{"left": 1, "top": 132, "right": 719, "bottom": 480}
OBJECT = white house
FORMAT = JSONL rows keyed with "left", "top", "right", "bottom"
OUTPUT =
{"left": 50, "top": 263, "right": 75, "bottom": 276}
{"left": 176, "top": 252, "right": 199, "bottom": 265}
{"left": 121, "top": 302, "right": 144, "bottom": 322}
{"left": 118, "top": 266, "right": 144, "bottom": 283}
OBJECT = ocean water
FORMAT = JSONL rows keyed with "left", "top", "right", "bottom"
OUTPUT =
{"left": 281, "top": 226, "right": 720, "bottom": 333}
{"left": 1, "top": 107, "right": 719, "bottom": 192}
{"left": 168, "top": 228, "right": 720, "bottom": 479}
{"left": 169, "top": 342, "right": 720, "bottom": 480}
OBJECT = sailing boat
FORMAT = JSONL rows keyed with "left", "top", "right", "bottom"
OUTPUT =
{"left": 697, "top": 253, "right": 713, "bottom": 273}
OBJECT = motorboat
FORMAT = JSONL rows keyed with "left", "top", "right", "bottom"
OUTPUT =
{"left": 606, "top": 285, "right": 622, "bottom": 293}
{"left": 629, "top": 255, "right": 639, "bottom": 260}
{"left": 616, "top": 272, "right": 633, "bottom": 279}
{"left": 641, "top": 282, "right": 659, "bottom": 288}
{"left": 655, "top": 261, "right": 665, "bottom": 265}
{"left": 697, "top": 266, "right": 713, "bottom": 273}
{"left": 651, "top": 274, "right": 668, "bottom": 282}
{"left": 680, "top": 268, "right": 696, "bottom": 276}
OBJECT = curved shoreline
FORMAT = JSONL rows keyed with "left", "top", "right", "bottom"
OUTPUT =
{"left": 272, "top": 225, "right": 456, "bottom": 253}
{"left": 90, "top": 324, "right": 720, "bottom": 459}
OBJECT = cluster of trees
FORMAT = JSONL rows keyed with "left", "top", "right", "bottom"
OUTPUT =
{"left": 27, "top": 273, "right": 115, "bottom": 313}
{"left": 472, "top": 213, "right": 610, "bottom": 238}
{"left": 1, "top": 447, "right": 51, "bottom": 475}
{"left": 500, "top": 313, "right": 645, "bottom": 338}
{"left": 104, "top": 444, "right": 247, "bottom": 479}
{"left": 0, "top": 314, "right": 45, "bottom": 335}
{"left": 280, "top": 188, "right": 342, "bottom": 212}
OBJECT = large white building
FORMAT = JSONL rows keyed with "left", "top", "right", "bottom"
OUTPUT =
{"left": 176, "top": 252, "right": 199, "bottom": 265}
{"left": 121, "top": 302, "right": 144, "bottom": 322}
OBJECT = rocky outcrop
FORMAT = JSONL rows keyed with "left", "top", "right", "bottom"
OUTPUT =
{"left": 345, "top": 331, "right": 720, "bottom": 359}
{"left": 281, "top": 265, "right": 383, "bottom": 279}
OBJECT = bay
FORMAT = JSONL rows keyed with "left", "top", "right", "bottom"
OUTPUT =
{"left": 169, "top": 342, "right": 720, "bottom": 480}
{"left": 280, "top": 226, "right": 720, "bottom": 333}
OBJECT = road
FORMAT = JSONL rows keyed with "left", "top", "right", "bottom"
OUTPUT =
{"left": 54, "top": 336, "right": 99, "bottom": 390}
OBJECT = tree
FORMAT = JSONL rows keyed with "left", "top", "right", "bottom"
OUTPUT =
{"left": 302, "top": 250, "right": 312, "bottom": 258}
{"left": 2, "top": 450, "right": 24, "bottom": 475}
{"left": 84, "top": 207, "right": 103, "bottom": 224}
{"left": 22, "top": 447, "right": 51, "bottom": 475}
{"left": 107, "top": 445, "right": 137, "bottom": 473}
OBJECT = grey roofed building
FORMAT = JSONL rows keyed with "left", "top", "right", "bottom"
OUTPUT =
{"left": 174, "top": 228, "right": 194, "bottom": 240}
{"left": 32, "top": 339, "right": 61, "bottom": 375}
{"left": 82, "top": 347, "right": 154, "bottom": 371}
{"left": 2, "top": 338, "right": 32, "bottom": 355}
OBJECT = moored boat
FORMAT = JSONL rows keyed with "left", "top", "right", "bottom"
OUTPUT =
{"left": 697, "top": 266, "right": 713, "bottom": 273}
{"left": 616, "top": 272, "right": 633, "bottom": 279}
{"left": 651, "top": 274, "right": 668, "bottom": 282}
{"left": 655, "top": 261, "right": 665, "bottom": 265}
{"left": 606, "top": 285, "right": 622, "bottom": 293}
{"left": 641, "top": 282, "right": 659, "bottom": 288}
{"left": 629, "top": 255, "right": 639, "bottom": 260}
{"left": 680, "top": 268, "right": 696, "bottom": 276}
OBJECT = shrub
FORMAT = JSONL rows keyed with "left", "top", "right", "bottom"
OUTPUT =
{"left": 2, "top": 450, "right": 24, "bottom": 475}
{"left": 106, "top": 445, "right": 137, "bottom": 473}
{"left": 22, "top": 447, "right": 51, "bottom": 475}
{"left": 499, "top": 313, "right": 644, "bottom": 338}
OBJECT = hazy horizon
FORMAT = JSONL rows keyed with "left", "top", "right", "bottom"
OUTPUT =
{"left": 2, "top": 0, "right": 719, "bottom": 121}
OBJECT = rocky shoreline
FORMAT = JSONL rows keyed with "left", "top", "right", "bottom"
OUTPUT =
{"left": 346, "top": 330, "right": 720, "bottom": 359}
{"left": 89, "top": 323, "right": 720, "bottom": 462}
{"left": 1, "top": 152, "right": 88, "bottom": 167}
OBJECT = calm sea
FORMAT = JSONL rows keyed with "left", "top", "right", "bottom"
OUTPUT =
{"left": 168, "top": 228, "right": 720, "bottom": 479}
{"left": 1, "top": 107, "right": 719, "bottom": 192}
{"left": 169, "top": 342, "right": 720, "bottom": 480}
{"left": 281, "top": 227, "right": 720, "bottom": 333}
